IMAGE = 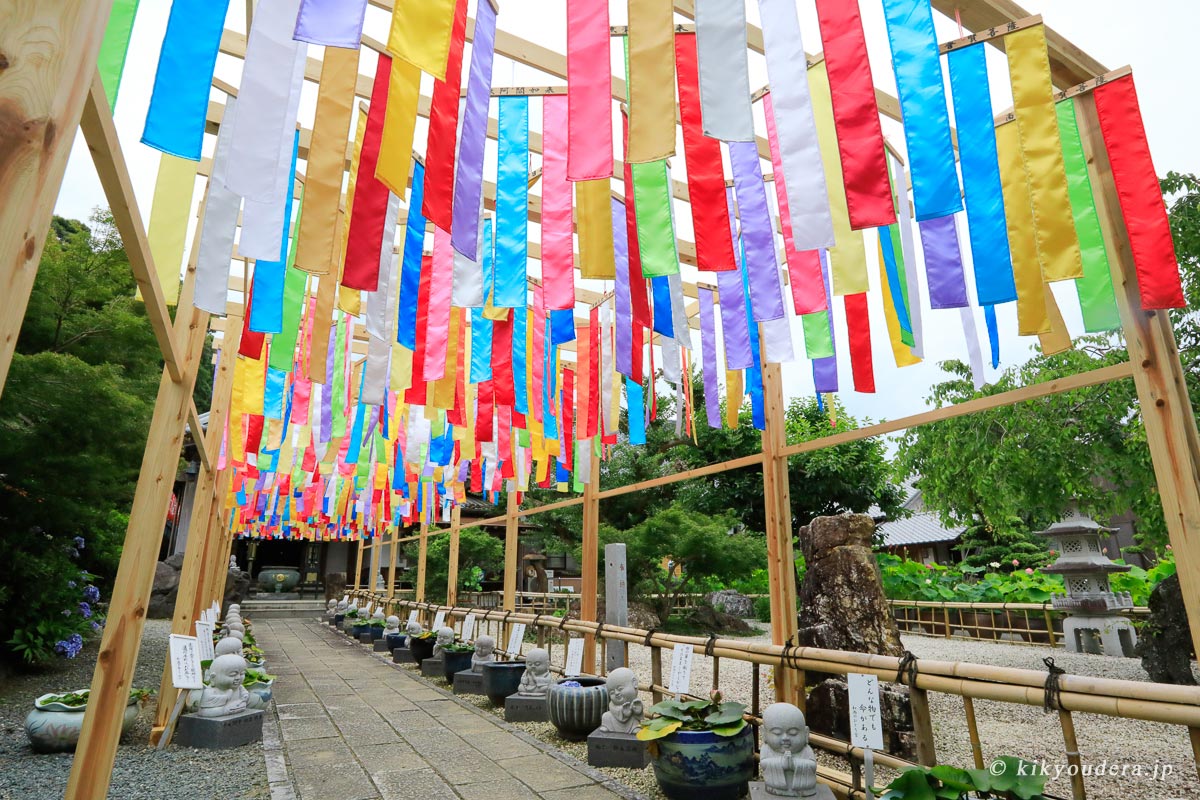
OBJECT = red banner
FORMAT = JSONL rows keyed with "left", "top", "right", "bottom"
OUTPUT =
{"left": 420, "top": 0, "right": 468, "bottom": 232}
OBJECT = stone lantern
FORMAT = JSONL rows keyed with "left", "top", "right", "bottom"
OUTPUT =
{"left": 1037, "top": 513, "right": 1137, "bottom": 657}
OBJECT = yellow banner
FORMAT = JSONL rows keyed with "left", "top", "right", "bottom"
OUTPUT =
{"left": 387, "top": 0, "right": 457, "bottom": 80}
{"left": 725, "top": 369, "right": 743, "bottom": 429}
{"left": 809, "top": 63, "right": 869, "bottom": 296}
{"left": 1006, "top": 25, "right": 1083, "bottom": 282}
{"left": 377, "top": 58, "right": 422, "bottom": 196}
{"left": 626, "top": 0, "right": 676, "bottom": 163}
{"left": 1038, "top": 288, "right": 1074, "bottom": 356}
{"left": 878, "top": 241, "right": 920, "bottom": 367}
{"left": 996, "top": 122, "right": 1049, "bottom": 335}
{"left": 146, "top": 153, "right": 198, "bottom": 305}
{"left": 577, "top": 179, "right": 616, "bottom": 279}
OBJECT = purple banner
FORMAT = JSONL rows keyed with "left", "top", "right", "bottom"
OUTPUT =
{"left": 919, "top": 214, "right": 969, "bottom": 309}
{"left": 320, "top": 324, "right": 335, "bottom": 443}
{"left": 613, "top": 198, "right": 633, "bottom": 378}
{"left": 812, "top": 250, "right": 839, "bottom": 393}
{"left": 450, "top": 0, "right": 497, "bottom": 259}
{"left": 293, "top": 0, "right": 368, "bottom": 48}
{"left": 720, "top": 187, "right": 753, "bottom": 370}
{"left": 699, "top": 289, "right": 721, "bottom": 428}
{"left": 728, "top": 140, "right": 786, "bottom": 322}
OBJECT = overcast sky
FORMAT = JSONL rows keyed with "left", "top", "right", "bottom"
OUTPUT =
{"left": 52, "top": 0, "right": 1200, "bottom": 439}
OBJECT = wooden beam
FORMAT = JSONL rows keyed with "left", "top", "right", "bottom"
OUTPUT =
{"left": 0, "top": 1, "right": 114, "bottom": 399}
{"left": 386, "top": 523, "right": 400, "bottom": 601}
{"left": 446, "top": 505, "right": 462, "bottom": 607}
{"left": 938, "top": 14, "right": 1042, "bottom": 54}
{"left": 66, "top": 226, "right": 210, "bottom": 800}
{"left": 580, "top": 445, "right": 601, "bottom": 672}
{"left": 352, "top": 537, "right": 365, "bottom": 592}
{"left": 188, "top": 400, "right": 210, "bottom": 471}
{"left": 415, "top": 517, "right": 429, "bottom": 603}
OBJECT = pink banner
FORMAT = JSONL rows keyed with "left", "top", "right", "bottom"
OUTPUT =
{"left": 566, "top": 0, "right": 612, "bottom": 181}
{"left": 423, "top": 226, "right": 455, "bottom": 380}
{"left": 541, "top": 96, "right": 575, "bottom": 310}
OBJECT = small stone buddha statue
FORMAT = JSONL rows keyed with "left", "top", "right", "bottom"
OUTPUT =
{"left": 471, "top": 635, "right": 495, "bottom": 673}
{"left": 760, "top": 703, "right": 818, "bottom": 798}
{"left": 405, "top": 619, "right": 425, "bottom": 638}
{"left": 214, "top": 636, "right": 243, "bottom": 658}
{"left": 517, "top": 648, "right": 553, "bottom": 697}
{"left": 599, "top": 667, "right": 643, "bottom": 734}
{"left": 225, "top": 621, "right": 245, "bottom": 636}
{"left": 384, "top": 615, "right": 401, "bottom": 636}
{"left": 372, "top": 608, "right": 386, "bottom": 622}
{"left": 225, "top": 629, "right": 245, "bottom": 643}
{"left": 186, "top": 653, "right": 251, "bottom": 718}
{"left": 326, "top": 599, "right": 338, "bottom": 618}
{"left": 336, "top": 599, "right": 349, "bottom": 614}
{"left": 432, "top": 626, "right": 455, "bottom": 657}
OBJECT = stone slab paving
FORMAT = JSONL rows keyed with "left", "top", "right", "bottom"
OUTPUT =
{"left": 256, "top": 619, "right": 645, "bottom": 800}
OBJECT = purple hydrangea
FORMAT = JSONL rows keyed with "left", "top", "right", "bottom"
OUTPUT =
{"left": 84, "top": 585, "right": 101, "bottom": 603}
{"left": 79, "top": 602, "right": 92, "bottom": 619}
{"left": 54, "top": 633, "right": 84, "bottom": 659}
{"left": 67, "top": 581, "right": 77, "bottom": 589}
{"left": 91, "top": 621, "right": 102, "bottom": 632}
{"left": 73, "top": 536, "right": 86, "bottom": 550}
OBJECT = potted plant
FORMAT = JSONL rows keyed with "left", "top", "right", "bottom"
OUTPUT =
{"left": 407, "top": 630, "right": 437, "bottom": 665}
{"left": 878, "top": 757, "right": 1049, "bottom": 799}
{"left": 481, "top": 661, "right": 526, "bottom": 706}
{"left": 637, "top": 691, "right": 754, "bottom": 800}
{"left": 243, "top": 644, "right": 266, "bottom": 670}
{"left": 385, "top": 629, "right": 407, "bottom": 651}
{"left": 243, "top": 668, "right": 277, "bottom": 705}
{"left": 548, "top": 677, "right": 609, "bottom": 740}
{"left": 367, "top": 618, "right": 386, "bottom": 641}
{"left": 24, "top": 687, "right": 151, "bottom": 753}
{"left": 342, "top": 608, "right": 360, "bottom": 633}
{"left": 440, "top": 642, "right": 474, "bottom": 680}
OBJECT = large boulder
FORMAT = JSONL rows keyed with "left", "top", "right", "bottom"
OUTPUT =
{"left": 569, "top": 597, "right": 661, "bottom": 631}
{"left": 148, "top": 559, "right": 182, "bottom": 618}
{"left": 224, "top": 567, "right": 250, "bottom": 607}
{"left": 685, "top": 603, "right": 753, "bottom": 634}
{"left": 1137, "top": 573, "right": 1197, "bottom": 684}
{"left": 805, "top": 678, "right": 917, "bottom": 757}
{"left": 705, "top": 589, "right": 754, "bottom": 619}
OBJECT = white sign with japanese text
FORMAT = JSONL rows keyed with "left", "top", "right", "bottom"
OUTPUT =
{"left": 408, "top": 610, "right": 419, "bottom": 624}
{"left": 506, "top": 623, "right": 527, "bottom": 656}
{"left": 432, "top": 610, "right": 446, "bottom": 631}
{"left": 848, "top": 673, "right": 884, "bottom": 750}
{"left": 195, "top": 621, "right": 215, "bottom": 663}
{"left": 668, "top": 644, "right": 694, "bottom": 695}
{"left": 565, "top": 638, "right": 585, "bottom": 677}
{"left": 169, "top": 634, "right": 205, "bottom": 690}
{"left": 461, "top": 614, "right": 476, "bottom": 641}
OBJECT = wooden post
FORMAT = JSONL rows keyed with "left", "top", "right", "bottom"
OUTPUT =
{"left": 415, "top": 518, "right": 429, "bottom": 603}
{"left": 446, "top": 505, "right": 462, "bottom": 607}
{"left": 759, "top": 359, "right": 800, "bottom": 705}
{"left": 581, "top": 445, "right": 601, "bottom": 673}
{"left": 66, "top": 246, "right": 210, "bottom": 800}
{"left": 962, "top": 697, "right": 985, "bottom": 770}
{"left": 1075, "top": 94, "right": 1200, "bottom": 662}
{"left": 150, "top": 315, "right": 242, "bottom": 743}
{"left": 352, "top": 540, "right": 365, "bottom": 593}
{"left": 909, "top": 686, "right": 938, "bottom": 766}
{"left": 386, "top": 524, "right": 400, "bottom": 603}
{"left": 1058, "top": 710, "right": 1087, "bottom": 800}
{"left": 502, "top": 485, "right": 520, "bottom": 610}
{"left": 368, "top": 530, "right": 381, "bottom": 592}
{"left": 0, "top": 0, "right": 114, "bottom": 399}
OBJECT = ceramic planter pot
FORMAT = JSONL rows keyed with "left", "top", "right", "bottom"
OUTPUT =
{"left": 650, "top": 726, "right": 755, "bottom": 800}
{"left": 441, "top": 650, "right": 473, "bottom": 680}
{"left": 342, "top": 617, "right": 358, "bottom": 633}
{"left": 257, "top": 565, "right": 301, "bottom": 593}
{"left": 246, "top": 678, "right": 274, "bottom": 705}
{"left": 408, "top": 636, "right": 436, "bottom": 665}
{"left": 25, "top": 692, "right": 141, "bottom": 753}
{"left": 548, "top": 677, "right": 608, "bottom": 740}
{"left": 385, "top": 633, "right": 407, "bottom": 650}
{"left": 482, "top": 662, "right": 526, "bottom": 705}
{"left": 352, "top": 623, "right": 370, "bottom": 638}
{"left": 369, "top": 626, "right": 385, "bottom": 641}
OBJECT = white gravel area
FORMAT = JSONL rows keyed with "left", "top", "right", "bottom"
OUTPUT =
{"left": 0, "top": 619, "right": 269, "bottom": 800}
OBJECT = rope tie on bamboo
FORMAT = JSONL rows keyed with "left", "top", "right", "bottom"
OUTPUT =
{"left": 705, "top": 633, "right": 718, "bottom": 658}
{"left": 595, "top": 622, "right": 606, "bottom": 641}
{"left": 643, "top": 627, "right": 658, "bottom": 648}
{"left": 896, "top": 651, "right": 919, "bottom": 686}
{"left": 781, "top": 636, "right": 800, "bottom": 671}
{"left": 1043, "top": 657, "right": 1066, "bottom": 713}
{"left": 557, "top": 614, "right": 570, "bottom": 630}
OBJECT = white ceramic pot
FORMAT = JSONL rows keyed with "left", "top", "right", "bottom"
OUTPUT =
{"left": 24, "top": 691, "right": 141, "bottom": 753}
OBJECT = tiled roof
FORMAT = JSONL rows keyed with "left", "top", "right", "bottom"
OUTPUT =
{"left": 878, "top": 511, "right": 964, "bottom": 547}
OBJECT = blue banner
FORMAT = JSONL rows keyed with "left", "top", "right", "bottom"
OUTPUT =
{"left": 512, "top": 306, "right": 528, "bottom": 415}
{"left": 397, "top": 160, "right": 427, "bottom": 349}
{"left": 494, "top": 97, "right": 529, "bottom": 308}
{"left": 651, "top": 276, "right": 674, "bottom": 338}
{"left": 249, "top": 130, "right": 300, "bottom": 333}
{"left": 627, "top": 379, "right": 646, "bottom": 445}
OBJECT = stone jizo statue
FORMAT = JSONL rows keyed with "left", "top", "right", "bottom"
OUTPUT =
{"left": 599, "top": 667, "right": 643, "bottom": 734}
{"left": 372, "top": 608, "right": 386, "bottom": 622}
{"left": 225, "top": 629, "right": 245, "bottom": 642}
{"left": 186, "top": 653, "right": 251, "bottom": 718}
{"left": 760, "top": 703, "right": 818, "bottom": 797}
{"left": 432, "top": 626, "right": 455, "bottom": 657}
{"left": 518, "top": 648, "right": 553, "bottom": 697}
{"left": 471, "top": 635, "right": 495, "bottom": 673}
{"left": 384, "top": 615, "right": 401, "bottom": 635}
{"left": 336, "top": 599, "right": 349, "bottom": 613}
{"left": 214, "top": 637, "right": 243, "bottom": 657}
{"left": 229, "top": 555, "right": 239, "bottom": 572}
{"left": 405, "top": 619, "right": 424, "bottom": 638}
{"left": 225, "top": 621, "right": 245, "bottom": 635}
{"left": 326, "top": 599, "right": 338, "bottom": 618}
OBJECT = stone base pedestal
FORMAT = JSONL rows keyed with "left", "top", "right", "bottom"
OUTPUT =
{"left": 749, "top": 782, "right": 835, "bottom": 800}
{"left": 1062, "top": 615, "right": 1138, "bottom": 657}
{"left": 505, "top": 694, "right": 548, "bottom": 722}
{"left": 421, "top": 656, "right": 445, "bottom": 678}
{"left": 359, "top": 633, "right": 374, "bottom": 644}
{"left": 453, "top": 670, "right": 485, "bottom": 695}
{"left": 373, "top": 639, "right": 392, "bottom": 652}
{"left": 174, "top": 710, "right": 264, "bottom": 749}
{"left": 392, "top": 647, "right": 415, "bottom": 664}
{"left": 587, "top": 729, "right": 650, "bottom": 768}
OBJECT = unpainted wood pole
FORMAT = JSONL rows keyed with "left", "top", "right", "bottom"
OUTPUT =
{"left": 581, "top": 444, "right": 601, "bottom": 672}
{"left": 909, "top": 686, "right": 938, "bottom": 767}
{"left": 352, "top": 539, "right": 365, "bottom": 594}
{"left": 759, "top": 359, "right": 800, "bottom": 705}
{"left": 386, "top": 524, "right": 400, "bottom": 604}
{"left": 368, "top": 529, "right": 382, "bottom": 592}
{"left": 446, "top": 504, "right": 462, "bottom": 607}
{"left": 963, "top": 696, "right": 985, "bottom": 770}
{"left": 502, "top": 485, "right": 520, "bottom": 647}
{"left": 0, "top": 0, "right": 114, "bottom": 400}
{"left": 415, "top": 518, "right": 429, "bottom": 603}
{"left": 1075, "top": 93, "right": 1200, "bottom": 663}
{"left": 1058, "top": 710, "right": 1087, "bottom": 800}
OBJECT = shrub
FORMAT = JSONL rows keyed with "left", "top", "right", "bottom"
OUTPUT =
{"left": 5, "top": 535, "right": 106, "bottom": 664}
{"left": 753, "top": 596, "right": 772, "bottom": 623}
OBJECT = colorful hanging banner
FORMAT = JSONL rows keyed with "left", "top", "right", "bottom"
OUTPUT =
{"left": 342, "top": 53, "right": 394, "bottom": 292}
{"left": 450, "top": 0, "right": 497, "bottom": 260}
{"left": 249, "top": 131, "right": 300, "bottom": 333}
{"left": 397, "top": 161, "right": 428, "bottom": 350}
{"left": 294, "top": 0, "right": 368, "bottom": 48}
{"left": 813, "top": 0, "right": 894, "bottom": 230}
{"left": 97, "top": 0, "right": 141, "bottom": 108}
{"left": 365, "top": 193, "right": 403, "bottom": 340}
{"left": 757, "top": 0, "right": 835, "bottom": 250}
{"left": 421, "top": 0, "right": 469, "bottom": 232}
{"left": 1006, "top": 25, "right": 1083, "bottom": 283}
{"left": 387, "top": 0, "right": 457, "bottom": 79}
{"left": 193, "top": 98, "right": 240, "bottom": 314}
{"left": 494, "top": 97, "right": 529, "bottom": 309}
{"left": 613, "top": 199, "right": 634, "bottom": 378}
{"left": 294, "top": 45, "right": 358, "bottom": 275}
{"left": 729, "top": 141, "right": 786, "bottom": 322}
{"left": 146, "top": 154, "right": 197, "bottom": 306}
{"left": 845, "top": 293, "right": 875, "bottom": 393}
{"left": 892, "top": 156, "right": 926, "bottom": 358}
{"left": 693, "top": 0, "right": 754, "bottom": 142}
{"left": 375, "top": 57, "right": 422, "bottom": 198}
{"left": 878, "top": 240, "right": 920, "bottom": 367}
{"left": 996, "top": 122, "right": 1049, "bottom": 335}
{"left": 567, "top": 0, "right": 613, "bottom": 180}
{"left": 676, "top": 32, "right": 737, "bottom": 272}
{"left": 268, "top": 193, "right": 308, "bottom": 372}
{"left": 698, "top": 289, "right": 721, "bottom": 428}
{"left": 947, "top": 43, "right": 1017, "bottom": 306}
{"left": 626, "top": 0, "right": 676, "bottom": 163}
{"left": 879, "top": 0, "right": 962, "bottom": 220}
{"left": 631, "top": 160, "right": 679, "bottom": 278}
{"left": 812, "top": 251, "right": 839, "bottom": 392}
{"left": 1093, "top": 74, "right": 1185, "bottom": 309}
{"left": 141, "top": 0, "right": 231, "bottom": 160}
{"left": 542, "top": 96, "right": 575, "bottom": 310}
{"left": 919, "top": 215, "right": 969, "bottom": 309}
{"left": 424, "top": 229, "right": 456, "bottom": 382}
{"left": 578, "top": 180, "right": 616, "bottom": 279}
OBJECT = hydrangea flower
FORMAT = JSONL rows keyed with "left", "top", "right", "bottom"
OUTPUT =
{"left": 79, "top": 602, "right": 92, "bottom": 619}
{"left": 54, "top": 633, "right": 85, "bottom": 659}
{"left": 84, "top": 585, "right": 101, "bottom": 603}
{"left": 74, "top": 536, "right": 86, "bottom": 550}
{"left": 91, "top": 621, "right": 102, "bottom": 632}
{"left": 67, "top": 581, "right": 77, "bottom": 589}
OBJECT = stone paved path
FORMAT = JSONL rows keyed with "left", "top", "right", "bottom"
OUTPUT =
{"left": 258, "top": 619, "right": 638, "bottom": 800}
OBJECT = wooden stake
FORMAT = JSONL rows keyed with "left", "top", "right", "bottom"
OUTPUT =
{"left": 1058, "top": 710, "right": 1087, "bottom": 800}
{"left": 1075, "top": 93, "right": 1200, "bottom": 662}
{"left": 909, "top": 686, "right": 938, "bottom": 767}
{"left": 581, "top": 445, "right": 601, "bottom": 673}
{"left": 502, "top": 487, "right": 519, "bottom": 646}
{"left": 446, "top": 505, "right": 462, "bottom": 607}
{"left": 368, "top": 530, "right": 381, "bottom": 592}
{"left": 415, "top": 518, "right": 429, "bottom": 603}
{"left": 386, "top": 524, "right": 400, "bottom": 602}
{"left": 0, "top": 1, "right": 115, "bottom": 399}
{"left": 352, "top": 540, "right": 365, "bottom": 593}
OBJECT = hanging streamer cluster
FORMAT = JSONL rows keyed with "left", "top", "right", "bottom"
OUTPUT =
{"left": 116, "top": 0, "right": 1183, "bottom": 541}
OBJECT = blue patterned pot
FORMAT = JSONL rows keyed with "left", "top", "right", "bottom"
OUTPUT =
{"left": 369, "top": 626, "right": 385, "bottom": 641}
{"left": 246, "top": 678, "right": 274, "bottom": 705}
{"left": 24, "top": 692, "right": 141, "bottom": 753}
{"left": 352, "top": 623, "right": 370, "bottom": 638}
{"left": 385, "top": 633, "right": 407, "bottom": 650}
{"left": 650, "top": 726, "right": 755, "bottom": 800}
{"left": 441, "top": 651, "right": 473, "bottom": 681}
{"left": 482, "top": 662, "right": 526, "bottom": 705}
{"left": 548, "top": 677, "right": 609, "bottom": 740}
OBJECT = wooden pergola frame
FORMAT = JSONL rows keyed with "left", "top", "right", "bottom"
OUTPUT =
{"left": 1, "top": 2, "right": 1198, "bottom": 798}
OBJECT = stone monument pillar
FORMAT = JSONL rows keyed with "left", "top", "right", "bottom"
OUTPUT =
{"left": 605, "top": 543, "right": 628, "bottom": 671}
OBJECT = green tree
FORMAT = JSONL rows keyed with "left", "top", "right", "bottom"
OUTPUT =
{"left": 420, "top": 527, "right": 505, "bottom": 603}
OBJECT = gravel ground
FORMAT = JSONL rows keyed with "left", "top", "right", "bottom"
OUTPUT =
{"left": 0, "top": 619, "right": 269, "bottom": 800}
{"left": 413, "top": 623, "right": 1197, "bottom": 800}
